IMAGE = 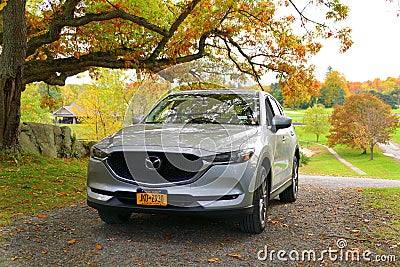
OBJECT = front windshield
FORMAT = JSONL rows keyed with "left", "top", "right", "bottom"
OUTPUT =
{"left": 144, "top": 92, "right": 259, "bottom": 126}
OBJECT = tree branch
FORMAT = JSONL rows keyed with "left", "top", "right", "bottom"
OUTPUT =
{"left": 24, "top": 33, "right": 210, "bottom": 86}
{"left": 27, "top": 5, "right": 168, "bottom": 57}
{"left": 147, "top": 0, "right": 202, "bottom": 61}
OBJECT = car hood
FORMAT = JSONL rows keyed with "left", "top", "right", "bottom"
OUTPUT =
{"left": 95, "top": 123, "right": 259, "bottom": 156}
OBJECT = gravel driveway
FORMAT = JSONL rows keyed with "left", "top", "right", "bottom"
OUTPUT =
{"left": 1, "top": 180, "right": 399, "bottom": 266}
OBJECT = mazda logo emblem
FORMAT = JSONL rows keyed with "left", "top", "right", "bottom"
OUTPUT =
{"left": 145, "top": 156, "right": 162, "bottom": 170}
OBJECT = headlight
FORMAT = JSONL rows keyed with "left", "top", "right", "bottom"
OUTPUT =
{"left": 90, "top": 146, "right": 109, "bottom": 159}
{"left": 205, "top": 148, "right": 254, "bottom": 164}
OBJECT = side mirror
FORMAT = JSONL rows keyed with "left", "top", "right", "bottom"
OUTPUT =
{"left": 271, "top": 115, "right": 292, "bottom": 132}
{"left": 132, "top": 114, "right": 145, "bottom": 124}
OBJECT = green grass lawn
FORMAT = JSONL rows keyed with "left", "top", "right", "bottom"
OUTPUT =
{"left": 285, "top": 109, "right": 305, "bottom": 124}
{"left": 300, "top": 143, "right": 360, "bottom": 176}
{"left": 300, "top": 142, "right": 400, "bottom": 179}
{"left": 334, "top": 146, "right": 400, "bottom": 179}
{"left": 0, "top": 153, "right": 87, "bottom": 226}
{"left": 295, "top": 125, "right": 329, "bottom": 144}
{"left": 362, "top": 188, "right": 400, "bottom": 246}
{"left": 391, "top": 127, "right": 400, "bottom": 144}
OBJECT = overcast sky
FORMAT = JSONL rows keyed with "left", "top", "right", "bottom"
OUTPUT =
{"left": 310, "top": 0, "right": 400, "bottom": 82}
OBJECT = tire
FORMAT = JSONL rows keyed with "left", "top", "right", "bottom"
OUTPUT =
{"left": 279, "top": 157, "right": 298, "bottom": 203}
{"left": 97, "top": 209, "right": 132, "bottom": 224}
{"left": 240, "top": 166, "right": 269, "bottom": 234}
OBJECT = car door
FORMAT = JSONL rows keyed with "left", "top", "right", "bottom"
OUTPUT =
{"left": 266, "top": 96, "right": 293, "bottom": 187}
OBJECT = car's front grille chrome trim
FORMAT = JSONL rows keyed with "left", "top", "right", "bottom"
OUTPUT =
{"left": 104, "top": 151, "right": 210, "bottom": 187}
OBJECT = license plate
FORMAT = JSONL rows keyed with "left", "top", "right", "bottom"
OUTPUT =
{"left": 137, "top": 189, "right": 167, "bottom": 206}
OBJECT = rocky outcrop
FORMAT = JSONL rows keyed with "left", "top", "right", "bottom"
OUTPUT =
{"left": 19, "top": 122, "right": 88, "bottom": 158}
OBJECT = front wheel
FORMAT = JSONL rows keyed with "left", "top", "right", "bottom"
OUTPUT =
{"left": 97, "top": 209, "right": 132, "bottom": 224}
{"left": 240, "top": 166, "right": 269, "bottom": 234}
{"left": 279, "top": 157, "right": 298, "bottom": 203}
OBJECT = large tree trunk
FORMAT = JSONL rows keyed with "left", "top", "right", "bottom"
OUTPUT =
{"left": 0, "top": 0, "right": 27, "bottom": 151}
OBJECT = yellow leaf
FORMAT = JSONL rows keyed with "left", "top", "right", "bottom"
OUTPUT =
{"left": 95, "top": 244, "right": 103, "bottom": 250}
{"left": 207, "top": 258, "right": 219, "bottom": 263}
{"left": 0, "top": 0, "right": 7, "bottom": 11}
{"left": 227, "top": 253, "right": 242, "bottom": 259}
{"left": 67, "top": 239, "right": 77, "bottom": 245}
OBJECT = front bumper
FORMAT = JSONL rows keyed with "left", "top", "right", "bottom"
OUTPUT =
{"left": 87, "top": 156, "right": 258, "bottom": 216}
{"left": 87, "top": 198, "right": 254, "bottom": 218}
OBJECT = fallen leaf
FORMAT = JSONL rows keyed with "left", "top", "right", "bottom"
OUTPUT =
{"left": 227, "top": 253, "right": 242, "bottom": 259}
{"left": 95, "top": 244, "right": 103, "bottom": 250}
{"left": 38, "top": 214, "right": 47, "bottom": 219}
{"left": 207, "top": 258, "right": 219, "bottom": 263}
{"left": 10, "top": 256, "right": 18, "bottom": 261}
{"left": 67, "top": 239, "right": 77, "bottom": 245}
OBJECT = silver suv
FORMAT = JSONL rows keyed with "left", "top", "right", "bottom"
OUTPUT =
{"left": 87, "top": 89, "right": 299, "bottom": 234}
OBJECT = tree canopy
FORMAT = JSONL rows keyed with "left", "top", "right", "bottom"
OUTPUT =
{"left": 303, "top": 104, "right": 329, "bottom": 143}
{"left": 2, "top": 0, "right": 351, "bottom": 92}
{"left": 319, "top": 68, "right": 349, "bottom": 107}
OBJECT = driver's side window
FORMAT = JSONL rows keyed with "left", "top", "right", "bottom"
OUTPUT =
{"left": 265, "top": 98, "right": 274, "bottom": 126}
{"left": 265, "top": 96, "right": 284, "bottom": 125}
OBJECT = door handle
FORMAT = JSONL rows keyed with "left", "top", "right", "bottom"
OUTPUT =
{"left": 282, "top": 136, "right": 287, "bottom": 142}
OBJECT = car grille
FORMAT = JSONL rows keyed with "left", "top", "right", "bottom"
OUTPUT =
{"left": 106, "top": 151, "right": 206, "bottom": 185}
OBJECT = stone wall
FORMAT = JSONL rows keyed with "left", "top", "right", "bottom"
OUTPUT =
{"left": 19, "top": 122, "right": 88, "bottom": 158}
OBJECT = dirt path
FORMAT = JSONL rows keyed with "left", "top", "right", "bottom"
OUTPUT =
{"left": 303, "top": 142, "right": 367, "bottom": 175}
{"left": 300, "top": 174, "right": 400, "bottom": 188}
{"left": 1, "top": 182, "right": 399, "bottom": 266}
{"left": 378, "top": 141, "right": 400, "bottom": 163}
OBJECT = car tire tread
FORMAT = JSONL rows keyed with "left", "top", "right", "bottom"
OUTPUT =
{"left": 239, "top": 166, "right": 268, "bottom": 234}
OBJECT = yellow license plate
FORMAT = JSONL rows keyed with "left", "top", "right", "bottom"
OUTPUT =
{"left": 137, "top": 189, "right": 167, "bottom": 206}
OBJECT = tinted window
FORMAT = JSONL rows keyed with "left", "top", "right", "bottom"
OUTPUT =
{"left": 268, "top": 96, "right": 283, "bottom": 116}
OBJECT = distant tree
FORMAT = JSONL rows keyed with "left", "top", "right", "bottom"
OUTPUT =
{"left": 20, "top": 85, "right": 52, "bottom": 124}
{"left": 327, "top": 94, "right": 399, "bottom": 160}
{"left": 37, "top": 84, "right": 62, "bottom": 112}
{"left": 369, "top": 90, "right": 398, "bottom": 109}
{"left": 270, "top": 83, "right": 284, "bottom": 105}
{"left": 303, "top": 105, "right": 329, "bottom": 143}
{"left": 391, "top": 89, "right": 400, "bottom": 107}
{"left": 319, "top": 69, "right": 348, "bottom": 107}
{"left": 76, "top": 69, "right": 136, "bottom": 140}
